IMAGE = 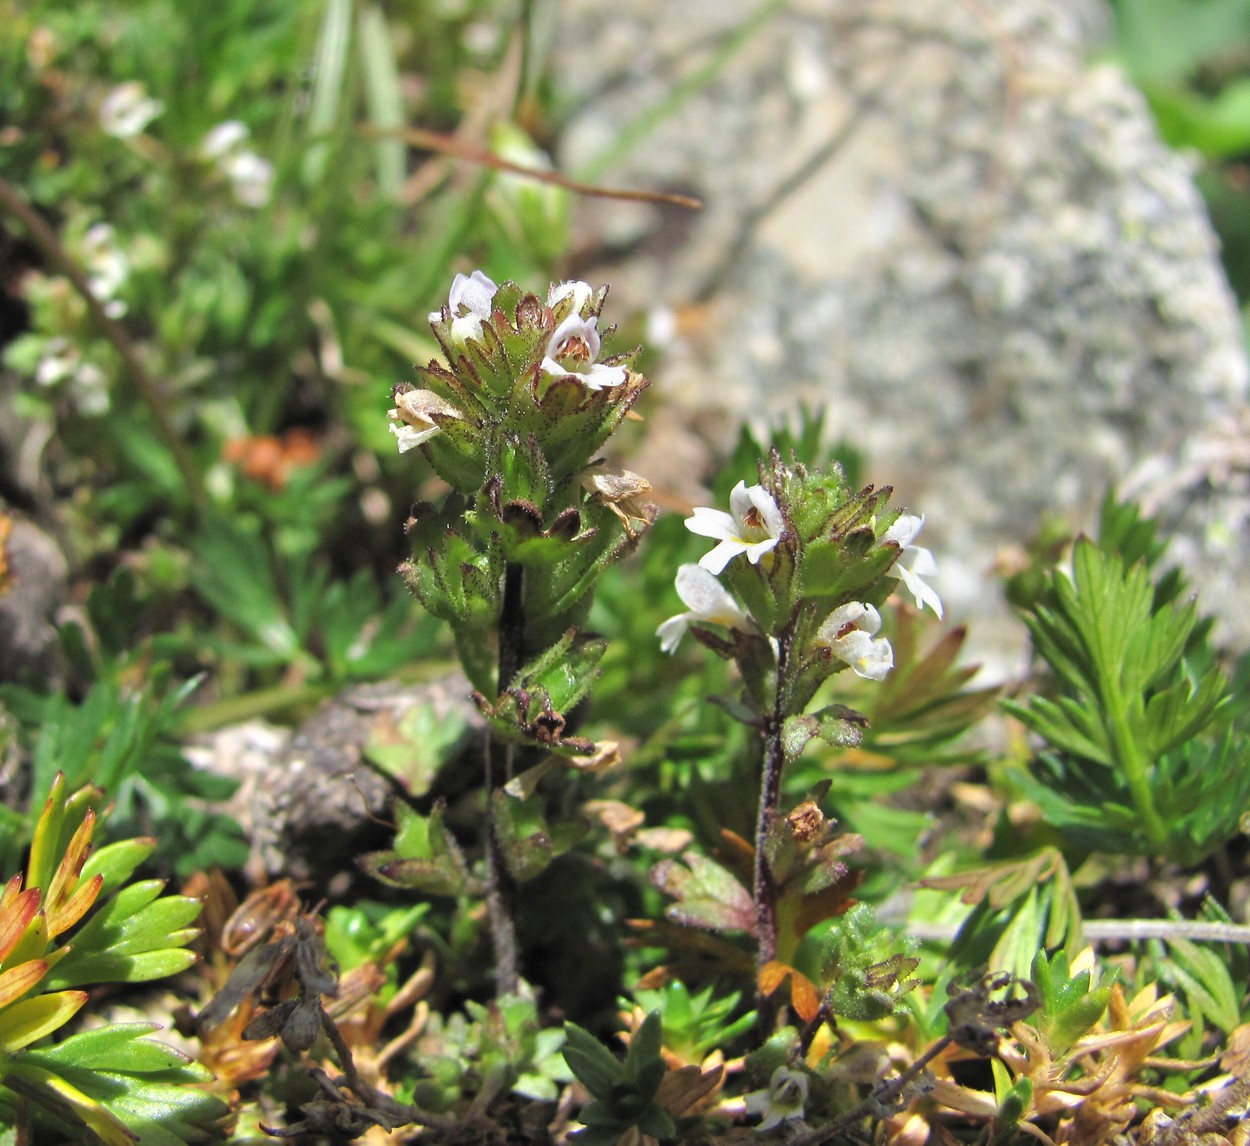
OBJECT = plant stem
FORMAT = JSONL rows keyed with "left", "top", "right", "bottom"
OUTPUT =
{"left": 753, "top": 640, "right": 790, "bottom": 1019}
{"left": 0, "top": 176, "right": 206, "bottom": 513}
{"left": 1102, "top": 678, "right": 1168, "bottom": 851}
{"left": 483, "top": 562, "right": 525, "bottom": 996}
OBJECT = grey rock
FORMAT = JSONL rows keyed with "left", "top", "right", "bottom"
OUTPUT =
{"left": 0, "top": 516, "right": 67, "bottom": 685}
{"left": 184, "top": 677, "right": 480, "bottom": 892}
{"left": 556, "top": 0, "right": 1249, "bottom": 675}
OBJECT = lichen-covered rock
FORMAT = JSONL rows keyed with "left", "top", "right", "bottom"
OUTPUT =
{"left": 557, "top": 0, "right": 1249, "bottom": 672}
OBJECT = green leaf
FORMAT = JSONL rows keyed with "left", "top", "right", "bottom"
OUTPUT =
{"left": 562, "top": 1023, "right": 623, "bottom": 1102}
{"left": 1031, "top": 950, "right": 1113, "bottom": 1055}
{"left": 0, "top": 990, "right": 87, "bottom": 1052}
{"left": 360, "top": 801, "right": 480, "bottom": 896}
{"left": 23, "top": 1022, "right": 192, "bottom": 1074}
{"left": 651, "top": 852, "right": 755, "bottom": 934}
{"left": 42, "top": 885, "right": 200, "bottom": 989}
{"left": 79, "top": 839, "right": 157, "bottom": 899}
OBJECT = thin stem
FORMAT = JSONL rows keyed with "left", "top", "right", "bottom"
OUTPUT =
{"left": 483, "top": 561, "right": 525, "bottom": 996}
{"left": 0, "top": 175, "right": 206, "bottom": 513}
{"left": 483, "top": 734, "right": 519, "bottom": 996}
{"left": 791, "top": 1036, "right": 953, "bottom": 1146}
{"left": 753, "top": 640, "right": 790, "bottom": 1020}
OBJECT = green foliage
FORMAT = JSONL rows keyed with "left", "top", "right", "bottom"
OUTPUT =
{"left": 360, "top": 800, "right": 481, "bottom": 898}
{"left": 1029, "top": 949, "right": 1116, "bottom": 1056}
{"left": 562, "top": 1012, "right": 676, "bottom": 1146}
{"left": 410, "top": 991, "right": 572, "bottom": 1110}
{"left": 628, "top": 981, "right": 756, "bottom": 1064}
{"left": 821, "top": 904, "right": 921, "bottom": 1022}
{"left": 0, "top": 680, "right": 245, "bottom": 879}
{"left": 1005, "top": 512, "right": 1238, "bottom": 865}
{"left": 0, "top": 773, "right": 226, "bottom": 1144}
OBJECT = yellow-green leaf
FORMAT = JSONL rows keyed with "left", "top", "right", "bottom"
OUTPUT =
{"left": 0, "top": 989, "right": 87, "bottom": 1051}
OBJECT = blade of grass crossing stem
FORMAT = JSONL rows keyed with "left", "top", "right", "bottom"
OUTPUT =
{"left": 305, "top": 0, "right": 354, "bottom": 186}
{"left": 358, "top": 4, "right": 405, "bottom": 199}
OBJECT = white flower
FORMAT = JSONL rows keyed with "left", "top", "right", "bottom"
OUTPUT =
{"left": 222, "top": 150, "right": 274, "bottom": 207}
{"left": 99, "top": 82, "right": 163, "bottom": 139}
{"left": 744, "top": 1066, "right": 809, "bottom": 1132}
{"left": 547, "top": 279, "right": 594, "bottom": 314}
{"left": 34, "top": 339, "right": 111, "bottom": 415}
{"left": 201, "top": 120, "right": 249, "bottom": 160}
{"left": 816, "top": 602, "right": 893, "bottom": 681}
{"left": 200, "top": 122, "right": 274, "bottom": 207}
{"left": 541, "top": 313, "right": 627, "bottom": 390}
{"left": 70, "top": 362, "right": 110, "bottom": 416}
{"left": 657, "top": 564, "right": 751, "bottom": 653}
{"left": 882, "top": 513, "right": 943, "bottom": 618}
{"left": 81, "top": 224, "right": 129, "bottom": 313}
{"left": 430, "top": 270, "right": 497, "bottom": 343}
{"left": 387, "top": 389, "right": 461, "bottom": 453}
{"left": 685, "top": 481, "right": 784, "bottom": 575}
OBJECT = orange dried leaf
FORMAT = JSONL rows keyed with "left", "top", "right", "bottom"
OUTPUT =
{"left": 0, "top": 958, "right": 48, "bottom": 1007}
{"left": 0, "top": 885, "right": 42, "bottom": 963}
{"left": 47, "top": 872, "right": 103, "bottom": 939}
{"left": 46, "top": 807, "right": 96, "bottom": 916}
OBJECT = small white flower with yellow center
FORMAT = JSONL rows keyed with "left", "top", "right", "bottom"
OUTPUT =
{"left": 387, "top": 388, "right": 461, "bottom": 453}
{"left": 430, "top": 270, "right": 497, "bottom": 344}
{"left": 657, "top": 564, "right": 751, "bottom": 653}
{"left": 816, "top": 601, "right": 893, "bottom": 681}
{"left": 883, "top": 513, "right": 943, "bottom": 618}
{"left": 541, "top": 313, "right": 626, "bottom": 390}
{"left": 685, "top": 481, "right": 784, "bottom": 575}
{"left": 744, "top": 1065, "right": 810, "bottom": 1132}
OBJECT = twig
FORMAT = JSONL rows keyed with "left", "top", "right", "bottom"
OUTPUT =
{"left": 792, "top": 1036, "right": 952, "bottom": 1146}
{"left": 0, "top": 175, "right": 206, "bottom": 512}
{"left": 901, "top": 918, "right": 1250, "bottom": 946}
{"left": 358, "top": 124, "right": 703, "bottom": 210}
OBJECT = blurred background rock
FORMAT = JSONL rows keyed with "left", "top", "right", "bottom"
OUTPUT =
{"left": 555, "top": 0, "right": 1250, "bottom": 677}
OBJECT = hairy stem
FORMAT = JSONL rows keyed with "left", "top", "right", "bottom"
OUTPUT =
{"left": 483, "top": 562, "right": 525, "bottom": 996}
{"left": 753, "top": 640, "right": 790, "bottom": 1021}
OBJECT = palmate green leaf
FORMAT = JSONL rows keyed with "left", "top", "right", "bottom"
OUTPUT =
{"left": 1141, "top": 669, "right": 1228, "bottom": 759}
{"left": 1123, "top": 596, "right": 1199, "bottom": 701}
{"left": 1030, "top": 950, "right": 1114, "bottom": 1056}
{"left": 190, "top": 516, "right": 300, "bottom": 658}
{"left": 1004, "top": 695, "right": 1111, "bottom": 766}
{"left": 1152, "top": 936, "right": 1242, "bottom": 1035}
{"left": 1150, "top": 731, "right": 1250, "bottom": 863}
{"left": 922, "top": 848, "right": 1084, "bottom": 979}
{"left": 42, "top": 882, "right": 201, "bottom": 990}
{"left": 16, "top": 1024, "right": 229, "bottom": 1146}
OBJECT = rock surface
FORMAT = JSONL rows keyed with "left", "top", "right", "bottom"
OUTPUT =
{"left": 556, "top": 0, "right": 1250, "bottom": 675}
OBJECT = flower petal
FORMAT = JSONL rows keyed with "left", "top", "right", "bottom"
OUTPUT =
{"left": 656, "top": 614, "right": 691, "bottom": 654}
{"left": 684, "top": 506, "right": 738, "bottom": 542}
